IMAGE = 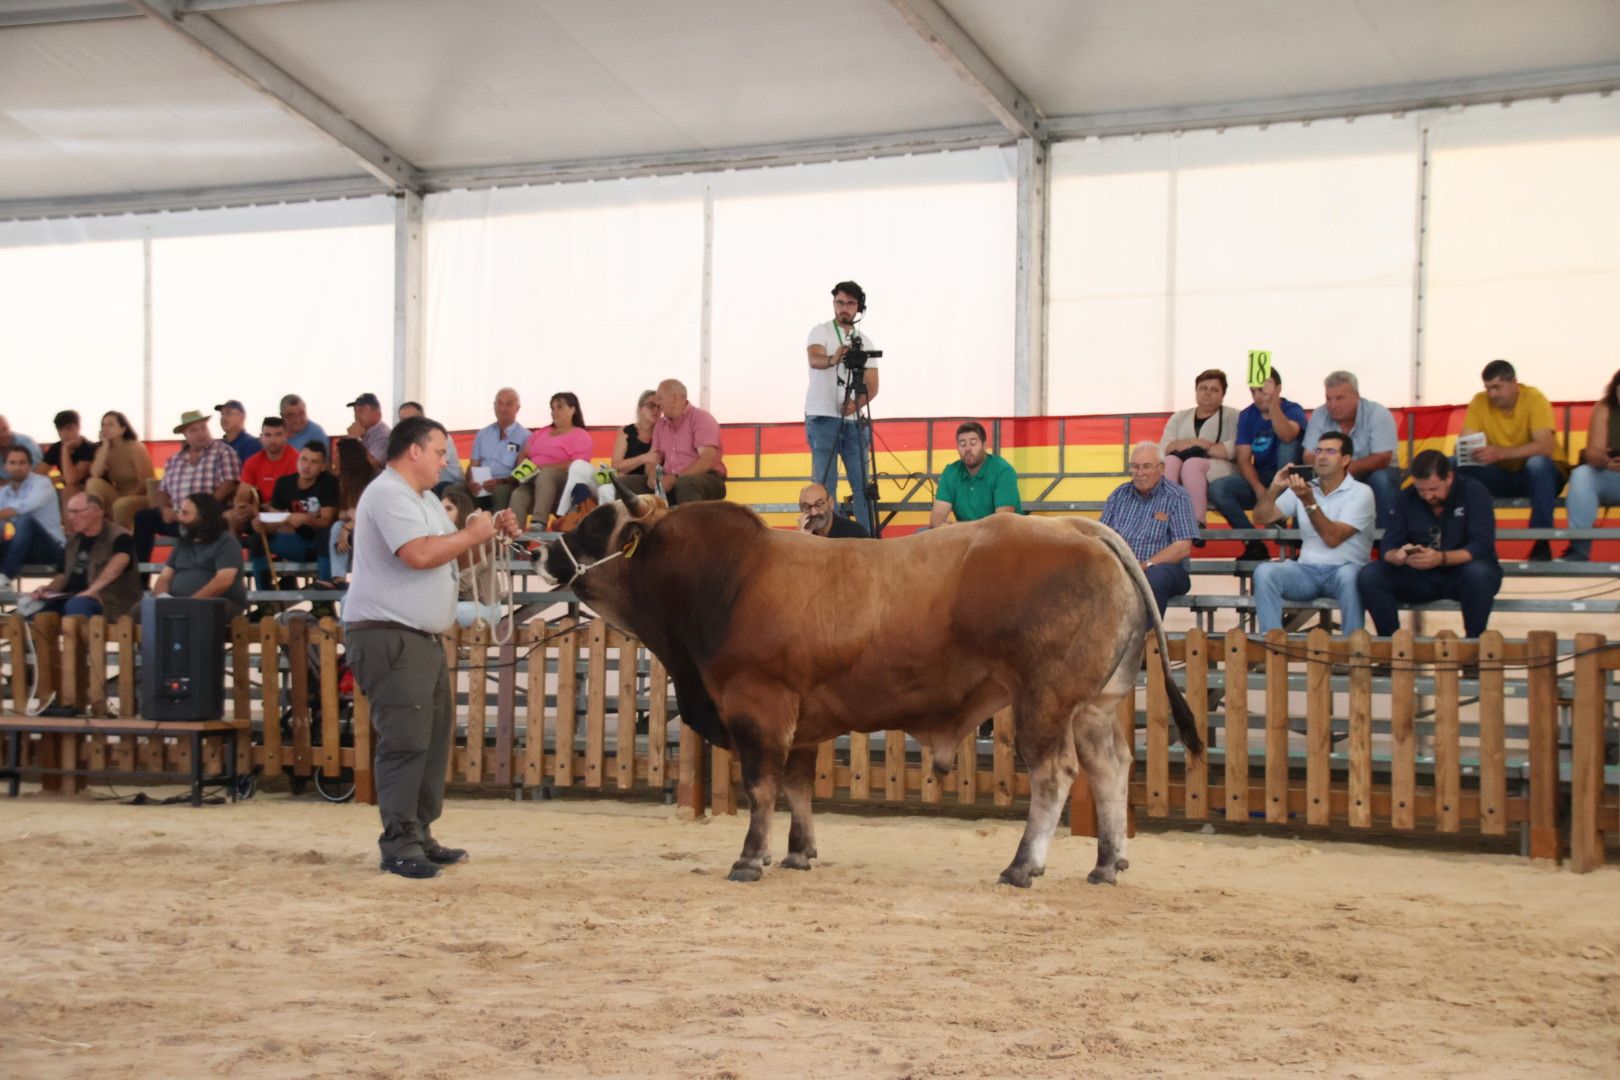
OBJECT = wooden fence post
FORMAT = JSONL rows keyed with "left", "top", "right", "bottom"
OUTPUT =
{"left": 1224, "top": 628, "right": 1249, "bottom": 821}
{"left": 616, "top": 635, "right": 638, "bottom": 791}
{"left": 288, "top": 617, "right": 312, "bottom": 780}
{"left": 1183, "top": 629, "right": 1208, "bottom": 820}
{"left": 584, "top": 622, "right": 607, "bottom": 789}
{"left": 647, "top": 655, "right": 668, "bottom": 791}
{"left": 1478, "top": 632, "right": 1506, "bottom": 837}
{"left": 555, "top": 616, "right": 578, "bottom": 787}
{"left": 884, "top": 729, "right": 906, "bottom": 802}
{"left": 1570, "top": 633, "right": 1608, "bottom": 872}
{"left": 259, "top": 618, "right": 281, "bottom": 774}
{"left": 1434, "top": 632, "right": 1461, "bottom": 833}
{"left": 1146, "top": 633, "right": 1169, "bottom": 818}
{"left": 1305, "top": 628, "right": 1331, "bottom": 827}
{"left": 520, "top": 625, "right": 546, "bottom": 788}
{"left": 465, "top": 622, "right": 488, "bottom": 784}
{"left": 1264, "top": 628, "right": 1289, "bottom": 824}
{"left": 850, "top": 730, "right": 872, "bottom": 801}
{"left": 1347, "top": 630, "right": 1373, "bottom": 829}
{"left": 1390, "top": 629, "right": 1417, "bottom": 830}
{"left": 1525, "top": 630, "right": 1559, "bottom": 861}
{"left": 318, "top": 617, "right": 341, "bottom": 780}
{"left": 495, "top": 632, "right": 516, "bottom": 788}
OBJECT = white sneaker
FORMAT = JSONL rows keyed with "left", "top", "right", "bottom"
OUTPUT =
{"left": 0, "top": 573, "right": 13, "bottom": 593}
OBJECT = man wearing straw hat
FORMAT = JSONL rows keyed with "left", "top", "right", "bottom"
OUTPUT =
{"left": 345, "top": 415, "right": 521, "bottom": 880}
{"left": 132, "top": 409, "right": 241, "bottom": 563}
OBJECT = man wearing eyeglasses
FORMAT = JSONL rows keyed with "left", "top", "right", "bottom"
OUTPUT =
{"left": 797, "top": 482, "right": 868, "bottom": 538}
{"left": 1356, "top": 449, "right": 1501, "bottom": 638}
{"left": 1251, "top": 430, "right": 1376, "bottom": 633}
{"left": 1100, "top": 442, "right": 1198, "bottom": 615}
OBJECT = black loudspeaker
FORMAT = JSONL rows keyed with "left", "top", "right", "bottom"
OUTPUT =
{"left": 140, "top": 597, "right": 227, "bottom": 721}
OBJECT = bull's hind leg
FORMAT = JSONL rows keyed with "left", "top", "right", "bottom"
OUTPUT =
{"left": 720, "top": 685, "right": 798, "bottom": 883}
{"left": 999, "top": 691, "right": 1081, "bottom": 889}
{"left": 1073, "top": 658, "right": 1138, "bottom": 885}
{"left": 780, "top": 746, "right": 819, "bottom": 870}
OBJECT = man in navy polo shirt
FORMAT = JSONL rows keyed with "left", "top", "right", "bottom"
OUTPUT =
{"left": 1208, "top": 367, "right": 1307, "bottom": 560}
{"left": 1101, "top": 442, "right": 1198, "bottom": 615}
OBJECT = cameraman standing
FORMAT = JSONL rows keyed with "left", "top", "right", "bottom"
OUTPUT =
{"left": 805, "top": 280, "right": 880, "bottom": 535}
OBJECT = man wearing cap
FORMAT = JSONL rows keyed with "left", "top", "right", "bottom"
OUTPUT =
{"left": 278, "top": 393, "right": 329, "bottom": 454}
{"left": 215, "top": 400, "right": 262, "bottom": 464}
{"left": 345, "top": 415, "right": 522, "bottom": 879}
{"left": 346, "top": 393, "right": 392, "bottom": 468}
{"left": 132, "top": 410, "right": 241, "bottom": 562}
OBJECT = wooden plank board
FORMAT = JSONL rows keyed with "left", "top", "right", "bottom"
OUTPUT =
{"left": 1264, "top": 628, "right": 1289, "bottom": 824}
{"left": 1477, "top": 632, "right": 1506, "bottom": 837}
{"left": 849, "top": 730, "right": 872, "bottom": 801}
{"left": 584, "top": 622, "right": 607, "bottom": 789}
{"left": 464, "top": 623, "right": 487, "bottom": 784}
{"left": 1525, "top": 630, "right": 1558, "bottom": 860}
{"left": 711, "top": 745, "right": 736, "bottom": 815}
{"left": 522, "top": 624, "right": 546, "bottom": 787}
{"left": 616, "top": 635, "right": 638, "bottom": 791}
{"left": 1347, "top": 630, "right": 1373, "bottom": 829}
{"left": 1182, "top": 630, "right": 1208, "bottom": 820}
{"left": 494, "top": 635, "right": 516, "bottom": 787}
{"left": 957, "top": 729, "right": 977, "bottom": 805}
{"left": 677, "top": 722, "right": 704, "bottom": 813}
{"left": 1224, "top": 628, "right": 1249, "bottom": 821}
{"left": 884, "top": 730, "right": 907, "bottom": 802}
{"left": 920, "top": 742, "right": 941, "bottom": 805}
{"left": 353, "top": 685, "right": 375, "bottom": 804}
{"left": 59, "top": 615, "right": 80, "bottom": 709}
{"left": 259, "top": 618, "right": 282, "bottom": 773}
{"left": 1434, "top": 632, "right": 1461, "bottom": 833}
{"left": 1570, "top": 632, "right": 1607, "bottom": 871}
{"left": 86, "top": 616, "right": 109, "bottom": 772}
{"left": 1145, "top": 633, "right": 1169, "bottom": 818}
{"left": 231, "top": 617, "right": 252, "bottom": 721}
{"left": 815, "top": 740, "right": 835, "bottom": 799}
{"left": 116, "top": 616, "right": 136, "bottom": 722}
{"left": 992, "top": 706, "right": 1014, "bottom": 808}
{"left": 288, "top": 618, "right": 312, "bottom": 778}
{"left": 554, "top": 617, "right": 579, "bottom": 787}
{"left": 1305, "top": 628, "right": 1331, "bottom": 827}
{"left": 7, "top": 614, "right": 26, "bottom": 713}
{"left": 1390, "top": 629, "right": 1416, "bottom": 830}
{"left": 646, "top": 654, "right": 668, "bottom": 790}
{"left": 318, "top": 618, "right": 341, "bottom": 779}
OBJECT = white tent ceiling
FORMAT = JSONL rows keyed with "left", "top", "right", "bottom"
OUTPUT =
{"left": 3, "top": 0, "right": 1619, "bottom": 219}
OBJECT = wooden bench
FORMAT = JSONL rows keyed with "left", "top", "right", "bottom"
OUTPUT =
{"left": 0, "top": 715, "right": 246, "bottom": 807}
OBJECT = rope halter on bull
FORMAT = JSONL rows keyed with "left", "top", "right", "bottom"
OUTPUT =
{"left": 549, "top": 529, "right": 640, "bottom": 588}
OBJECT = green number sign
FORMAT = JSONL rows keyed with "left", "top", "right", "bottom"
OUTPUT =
{"left": 1247, "top": 350, "right": 1272, "bottom": 387}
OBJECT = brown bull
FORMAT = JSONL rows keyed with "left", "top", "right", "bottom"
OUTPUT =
{"left": 540, "top": 492, "right": 1201, "bottom": 887}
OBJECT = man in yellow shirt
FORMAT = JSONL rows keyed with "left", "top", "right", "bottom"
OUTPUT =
{"left": 1458, "top": 359, "right": 1564, "bottom": 561}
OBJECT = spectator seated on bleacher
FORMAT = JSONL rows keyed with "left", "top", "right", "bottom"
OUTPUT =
{"left": 1208, "top": 366, "right": 1306, "bottom": 561}
{"left": 85, "top": 410, "right": 155, "bottom": 532}
{"left": 1457, "top": 359, "right": 1564, "bottom": 562}
{"left": 133, "top": 410, "right": 240, "bottom": 563}
{"left": 278, "top": 392, "right": 329, "bottom": 453}
{"left": 22, "top": 492, "right": 140, "bottom": 621}
{"left": 650, "top": 380, "right": 727, "bottom": 507}
{"left": 1, "top": 445, "right": 65, "bottom": 592}
{"left": 461, "top": 387, "right": 530, "bottom": 513}
{"left": 510, "top": 391, "right": 594, "bottom": 525}
{"left": 0, "top": 414, "right": 43, "bottom": 469}
{"left": 151, "top": 492, "right": 248, "bottom": 623}
{"left": 214, "top": 399, "right": 262, "bottom": 465}
{"left": 1303, "top": 370, "right": 1401, "bottom": 531}
{"left": 930, "top": 420, "right": 1021, "bottom": 527}
{"left": 328, "top": 438, "right": 378, "bottom": 586}
{"left": 1563, "top": 367, "right": 1620, "bottom": 561}
{"left": 799, "top": 482, "right": 868, "bottom": 538}
{"left": 251, "top": 441, "right": 337, "bottom": 588}
{"left": 1251, "top": 431, "right": 1375, "bottom": 634}
{"left": 610, "top": 389, "right": 660, "bottom": 499}
{"left": 398, "top": 402, "right": 462, "bottom": 494}
{"left": 441, "top": 486, "right": 502, "bottom": 628}
{"left": 1101, "top": 443, "right": 1197, "bottom": 616}
{"left": 1357, "top": 450, "right": 1501, "bottom": 638}
{"left": 239, "top": 416, "right": 299, "bottom": 505}
{"left": 1159, "top": 368, "right": 1238, "bottom": 539}
{"left": 346, "top": 391, "right": 392, "bottom": 469}
{"left": 42, "top": 409, "right": 97, "bottom": 505}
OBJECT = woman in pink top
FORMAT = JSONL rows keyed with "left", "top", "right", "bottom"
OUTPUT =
{"left": 510, "top": 392, "right": 593, "bottom": 527}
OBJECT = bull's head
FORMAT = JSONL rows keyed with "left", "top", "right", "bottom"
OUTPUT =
{"left": 537, "top": 478, "right": 668, "bottom": 608}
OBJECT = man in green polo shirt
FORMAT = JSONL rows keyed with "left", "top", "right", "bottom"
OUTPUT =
{"left": 930, "top": 421, "right": 1022, "bottom": 526}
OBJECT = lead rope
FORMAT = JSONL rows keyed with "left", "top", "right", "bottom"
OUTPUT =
{"left": 465, "top": 535, "right": 519, "bottom": 646}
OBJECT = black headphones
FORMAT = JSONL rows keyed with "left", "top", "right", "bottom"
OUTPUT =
{"left": 832, "top": 280, "right": 866, "bottom": 313}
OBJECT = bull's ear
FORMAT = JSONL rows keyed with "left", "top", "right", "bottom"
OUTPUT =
{"left": 612, "top": 476, "right": 645, "bottom": 511}
{"left": 619, "top": 521, "right": 649, "bottom": 558}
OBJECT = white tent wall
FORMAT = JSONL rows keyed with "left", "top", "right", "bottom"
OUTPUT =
{"left": 421, "top": 178, "right": 706, "bottom": 434}
{"left": 1423, "top": 94, "right": 1620, "bottom": 407}
{"left": 0, "top": 196, "right": 395, "bottom": 441}
{"left": 706, "top": 148, "right": 1016, "bottom": 424}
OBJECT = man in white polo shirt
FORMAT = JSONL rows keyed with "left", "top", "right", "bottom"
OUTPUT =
{"left": 344, "top": 415, "right": 520, "bottom": 879}
{"left": 1250, "top": 430, "right": 1376, "bottom": 633}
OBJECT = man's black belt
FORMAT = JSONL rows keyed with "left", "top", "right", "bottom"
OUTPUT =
{"left": 345, "top": 619, "right": 441, "bottom": 641}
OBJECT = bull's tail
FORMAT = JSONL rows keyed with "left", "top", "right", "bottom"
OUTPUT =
{"left": 1084, "top": 523, "right": 1205, "bottom": 758}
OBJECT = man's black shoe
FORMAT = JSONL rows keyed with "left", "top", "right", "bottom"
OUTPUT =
{"left": 424, "top": 846, "right": 469, "bottom": 865}
{"left": 1239, "top": 541, "right": 1270, "bottom": 563}
{"left": 379, "top": 855, "right": 440, "bottom": 879}
{"left": 1528, "top": 539, "right": 1553, "bottom": 562}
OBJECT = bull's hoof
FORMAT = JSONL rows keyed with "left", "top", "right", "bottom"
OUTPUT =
{"left": 761, "top": 854, "right": 772, "bottom": 866}
{"left": 781, "top": 851, "right": 813, "bottom": 871}
{"left": 997, "top": 866, "right": 1035, "bottom": 889}
{"left": 1114, "top": 856, "right": 1130, "bottom": 872}
{"left": 1087, "top": 866, "right": 1119, "bottom": 886}
{"left": 726, "top": 862, "right": 764, "bottom": 883}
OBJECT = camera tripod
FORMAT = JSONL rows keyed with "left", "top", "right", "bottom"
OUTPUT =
{"left": 827, "top": 342, "right": 883, "bottom": 537}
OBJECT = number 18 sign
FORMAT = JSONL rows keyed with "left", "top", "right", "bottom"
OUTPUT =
{"left": 1247, "top": 350, "right": 1272, "bottom": 388}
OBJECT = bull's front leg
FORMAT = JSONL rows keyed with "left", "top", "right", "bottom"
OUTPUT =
{"left": 779, "top": 746, "right": 819, "bottom": 870}
{"left": 718, "top": 686, "right": 798, "bottom": 882}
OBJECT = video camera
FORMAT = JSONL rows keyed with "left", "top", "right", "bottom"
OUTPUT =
{"left": 843, "top": 329, "right": 882, "bottom": 373}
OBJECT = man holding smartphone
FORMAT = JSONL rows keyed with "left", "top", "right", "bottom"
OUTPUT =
{"left": 1251, "top": 431, "right": 1376, "bottom": 633}
{"left": 1357, "top": 450, "right": 1501, "bottom": 638}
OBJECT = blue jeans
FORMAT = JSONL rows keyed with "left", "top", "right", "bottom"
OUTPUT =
{"left": 1357, "top": 559, "right": 1502, "bottom": 638}
{"left": 1457, "top": 456, "right": 1563, "bottom": 529}
{"left": 33, "top": 594, "right": 105, "bottom": 619}
{"left": 251, "top": 531, "right": 332, "bottom": 588}
{"left": 1207, "top": 445, "right": 1299, "bottom": 530}
{"left": 806, "top": 415, "right": 873, "bottom": 535}
{"left": 1359, "top": 467, "right": 1404, "bottom": 533}
{"left": 1563, "top": 464, "right": 1620, "bottom": 557}
{"left": 0, "top": 515, "right": 64, "bottom": 580}
{"left": 1145, "top": 562, "right": 1191, "bottom": 616}
{"left": 1253, "top": 559, "right": 1364, "bottom": 633}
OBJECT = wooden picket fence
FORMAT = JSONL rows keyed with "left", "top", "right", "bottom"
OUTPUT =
{"left": 3, "top": 614, "right": 1614, "bottom": 871}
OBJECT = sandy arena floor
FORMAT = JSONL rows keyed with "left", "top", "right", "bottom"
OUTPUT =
{"left": 1, "top": 789, "right": 1616, "bottom": 1079}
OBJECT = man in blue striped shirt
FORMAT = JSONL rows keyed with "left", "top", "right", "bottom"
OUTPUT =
{"left": 1101, "top": 442, "right": 1198, "bottom": 615}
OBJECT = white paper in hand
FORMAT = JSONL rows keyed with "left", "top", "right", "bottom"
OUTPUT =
{"left": 1455, "top": 432, "right": 1486, "bottom": 467}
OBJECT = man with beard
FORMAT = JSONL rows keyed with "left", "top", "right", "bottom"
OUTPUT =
{"left": 929, "top": 421, "right": 1021, "bottom": 527}
{"left": 797, "top": 482, "right": 867, "bottom": 538}
{"left": 1357, "top": 449, "right": 1502, "bottom": 638}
